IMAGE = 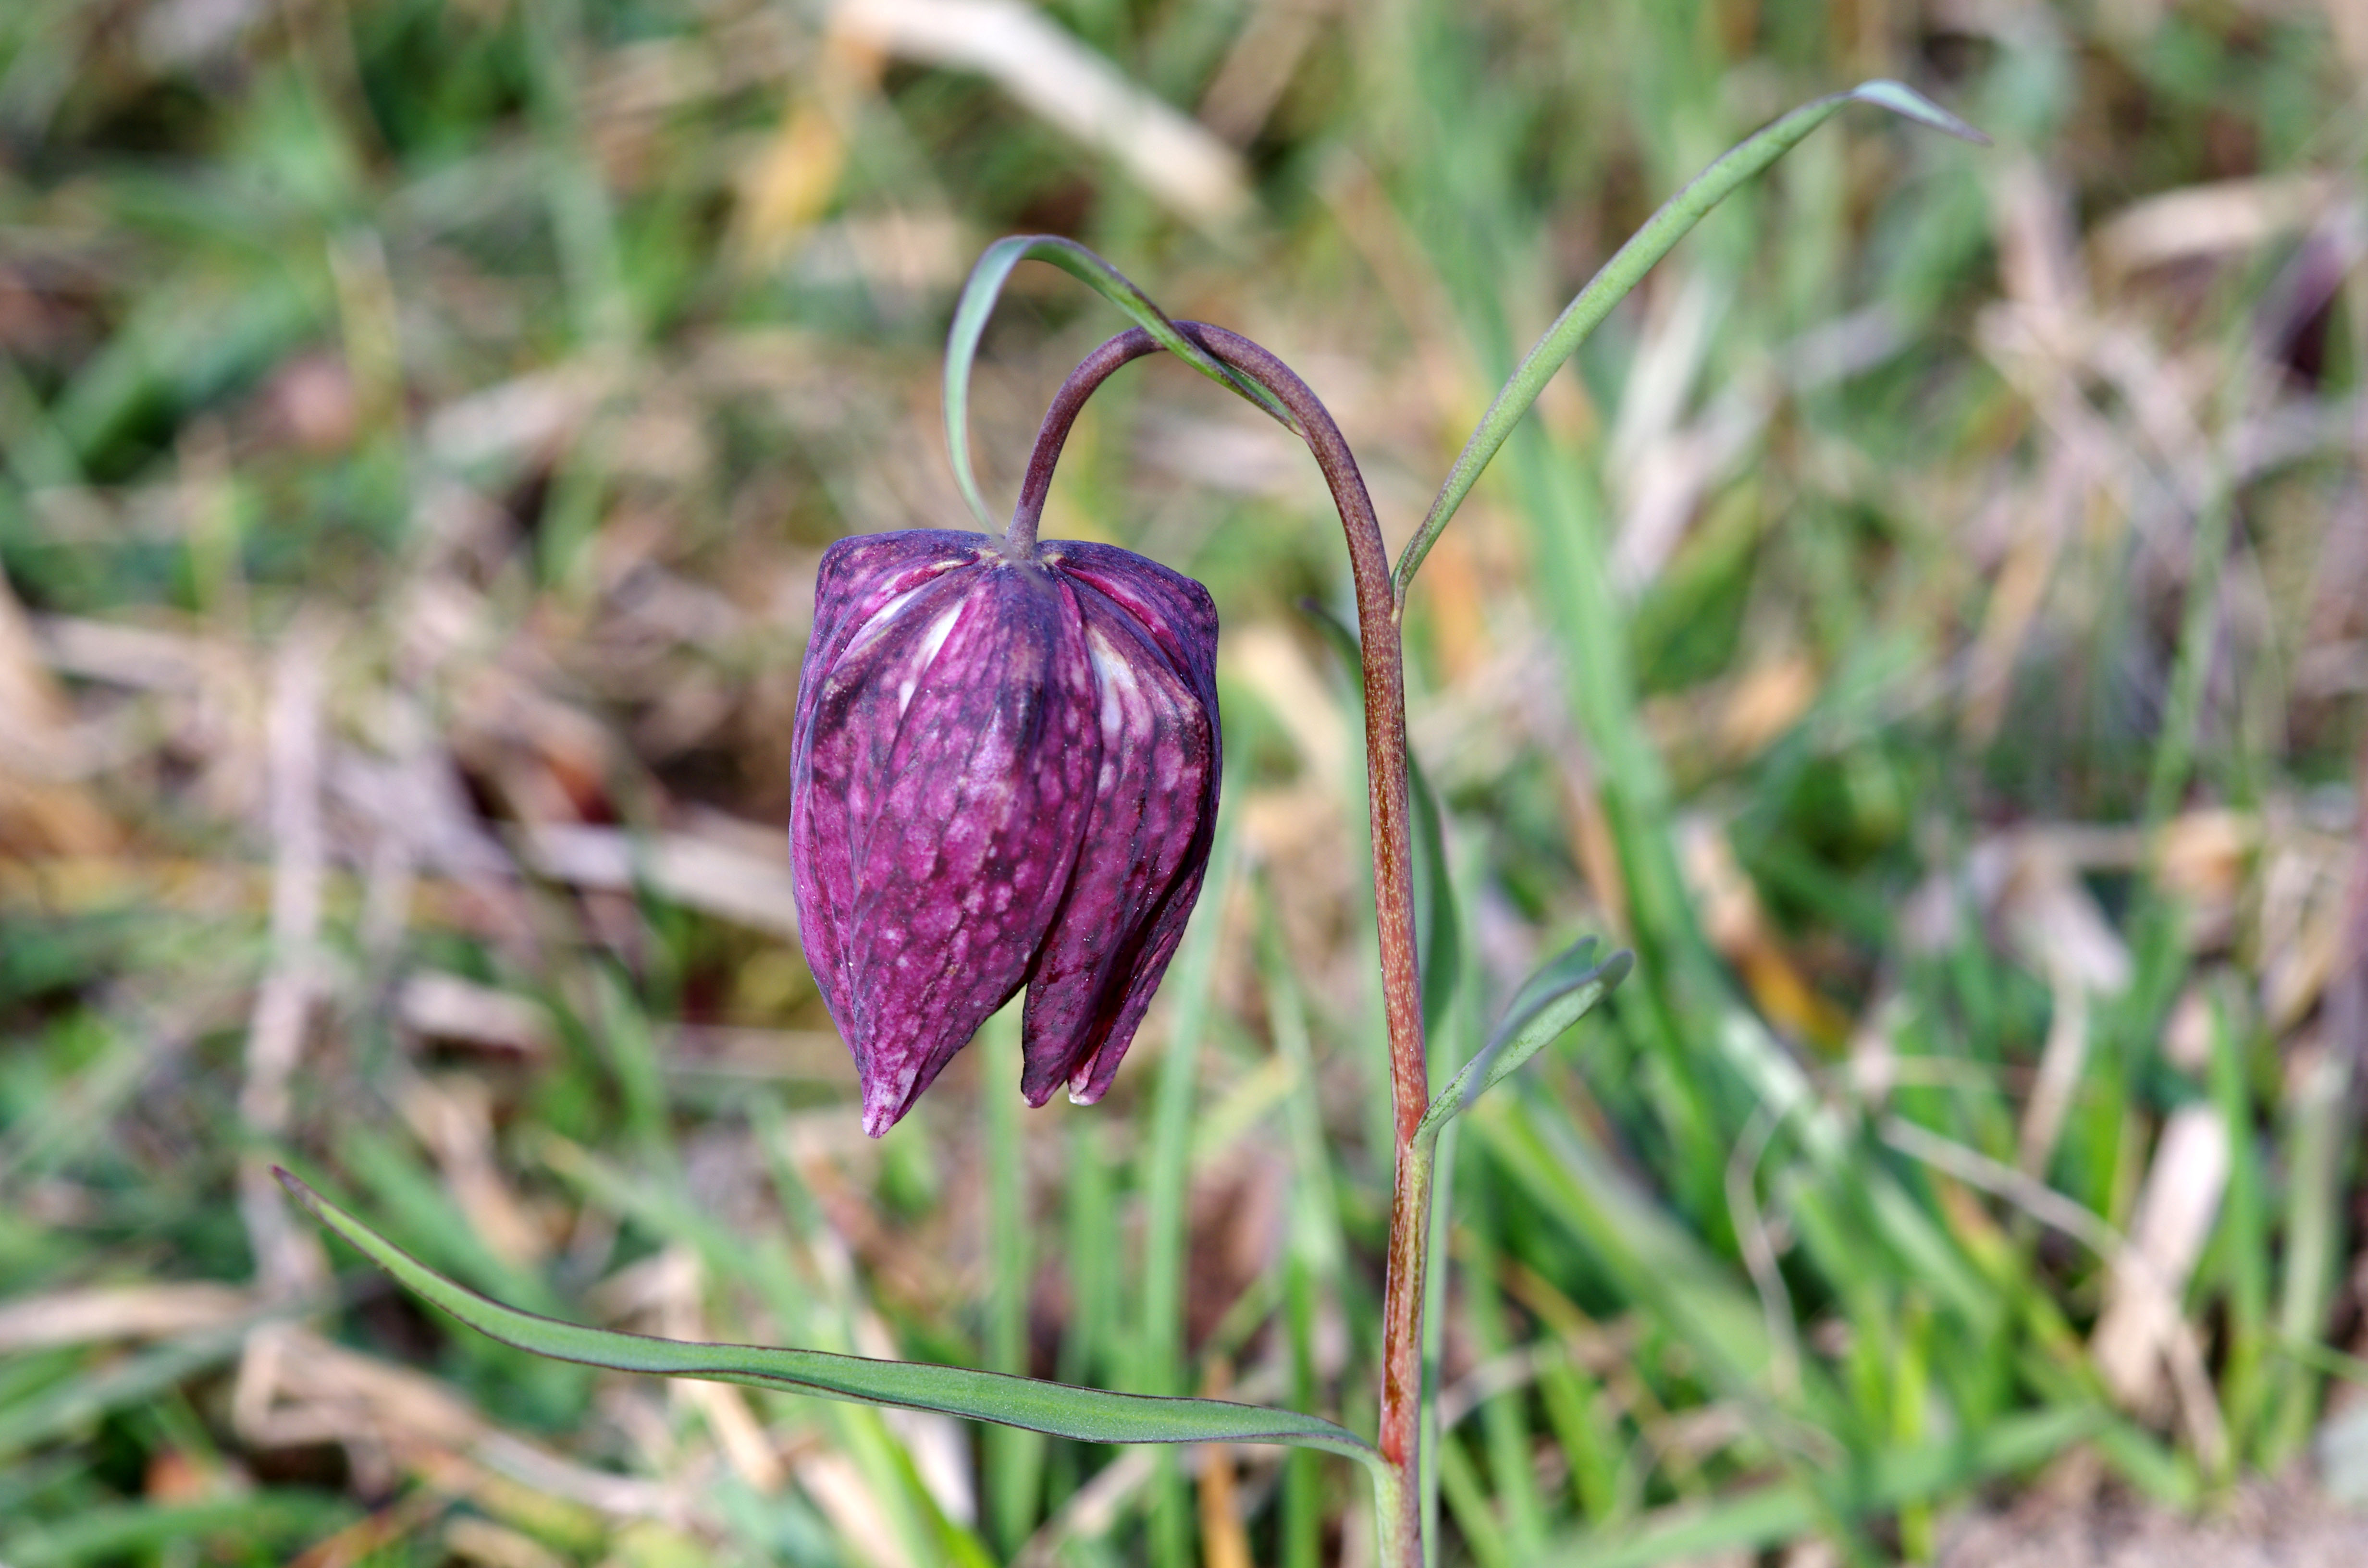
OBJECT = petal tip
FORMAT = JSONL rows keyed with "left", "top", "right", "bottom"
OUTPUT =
{"left": 859, "top": 1071, "right": 913, "bottom": 1138}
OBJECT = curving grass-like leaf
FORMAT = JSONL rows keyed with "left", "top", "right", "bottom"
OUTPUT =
{"left": 942, "top": 235, "right": 1300, "bottom": 531}
{"left": 1418, "top": 938, "right": 1632, "bottom": 1138}
{"left": 277, "top": 1168, "right": 1381, "bottom": 1469}
{"left": 1390, "top": 78, "right": 1986, "bottom": 602}
{"left": 1406, "top": 744, "right": 1461, "bottom": 1044}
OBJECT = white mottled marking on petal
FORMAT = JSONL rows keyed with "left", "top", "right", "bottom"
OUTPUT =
{"left": 1087, "top": 628, "right": 1141, "bottom": 747}
{"left": 848, "top": 585, "right": 926, "bottom": 658}
{"left": 960, "top": 709, "right": 1016, "bottom": 810}
{"left": 897, "top": 605, "right": 966, "bottom": 717}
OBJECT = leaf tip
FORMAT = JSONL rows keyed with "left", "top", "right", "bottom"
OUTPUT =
{"left": 1848, "top": 79, "right": 1992, "bottom": 147}
{"left": 273, "top": 1166, "right": 336, "bottom": 1229}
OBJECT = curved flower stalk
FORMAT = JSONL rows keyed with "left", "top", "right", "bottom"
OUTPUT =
{"left": 1001, "top": 318, "right": 1437, "bottom": 1555}
{"left": 287, "top": 76, "right": 1981, "bottom": 1568}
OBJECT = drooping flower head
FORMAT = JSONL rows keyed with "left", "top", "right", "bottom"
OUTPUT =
{"left": 789, "top": 530, "right": 1220, "bottom": 1136}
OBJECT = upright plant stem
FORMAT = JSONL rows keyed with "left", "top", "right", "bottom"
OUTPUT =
{"left": 1016, "top": 325, "right": 1432, "bottom": 1562}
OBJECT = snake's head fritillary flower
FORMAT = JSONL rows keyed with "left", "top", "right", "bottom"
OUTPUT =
{"left": 789, "top": 529, "right": 1220, "bottom": 1136}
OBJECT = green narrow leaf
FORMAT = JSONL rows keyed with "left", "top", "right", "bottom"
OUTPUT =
{"left": 1460, "top": 1167, "right": 1548, "bottom": 1556}
{"left": 1281, "top": 1257, "right": 1324, "bottom": 1568}
{"left": 1407, "top": 742, "right": 1461, "bottom": 1042}
{"left": 943, "top": 235, "right": 1300, "bottom": 530}
{"left": 2268, "top": 1039, "right": 2354, "bottom": 1462}
{"left": 1421, "top": 1112, "right": 1458, "bottom": 1565}
{"left": 1060, "top": 1115, "right": 1119, "bottom": 1393}
{"left": 982, "top": 1001, "right": 1045, "bottom": 1554}
{"left": 1136, "top": 758, "right": 1248, "bottom": 1568}
{"left": 1392, "top": 78, "right": 1986, "bottom": 601}
{"left": 1418, "top": 939, "right": 1631, "bottom": 1137}
{"left": 1539, "top": 1404, "right": 2097, "bottom": 1568}
{"left": 0, "top": 1317, "right": 267, "bottom": 1466}
{"left": 1474, "top": 1096, "right": 1788, "bottom": 1411}
{"left": 277, "top": 1168, "right": 1381, "bottom": 1468}
{"left": 2206, "top": 987, "right": 2269, "bottom": 1456}
{"left": 1256, "top": 880, "right": 1345, "bottom": 1568}
{"left": 1436, "top": 1430, "right": 1515, "bottom": 1568}
{"left": 1844, "top": 79, "right": 1986, "bottom": 141}
{"left": 1, "top": 1494, "right": 360, "bottom": 1568}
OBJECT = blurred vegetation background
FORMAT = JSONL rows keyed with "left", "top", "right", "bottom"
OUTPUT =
{"left": 3, "top": 0, "right": 2367, "bottom": 1564}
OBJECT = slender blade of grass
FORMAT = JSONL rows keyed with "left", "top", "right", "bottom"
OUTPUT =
{"left": 1392, "top": 79, "right": 1985, "bottom": 601}
{"left": 1460, "top": 1164, "right": 1549, "bottom": 1556}
{"left": 983, "top": 1000, "right": 1045, "bottom": 1554}
{"left": 0, "top": 1493, "right": 358, "bottom": 1568}
{"left": 1542, "top": 1405, "right": 2099, "bottom": 1568}
{"left": 1260, "top": 882, "right": 1349, "bottom": 1568}
{"left": 1418, "top": 940, "right": 1631, "bottom": 1137}
{"left": 1136, "top": 765, "right": 1248, "bottom": 1565}
{"left": 2267, "top": 1041, "right": 2355, "bottom": 1462}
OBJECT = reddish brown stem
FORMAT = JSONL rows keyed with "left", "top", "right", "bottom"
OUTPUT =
{"left": 1017, "top": 326, "right": 1430, "bottom": 1558}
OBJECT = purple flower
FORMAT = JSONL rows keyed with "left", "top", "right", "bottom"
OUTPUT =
{"left": 790, "top": 530, "right": 1221, "bottom": 1136}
